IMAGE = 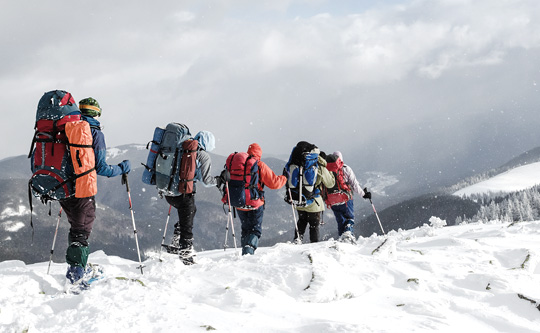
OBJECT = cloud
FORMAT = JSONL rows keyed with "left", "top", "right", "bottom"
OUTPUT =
{"left": 2, "top": 0, "right": 540, "bottom": 176}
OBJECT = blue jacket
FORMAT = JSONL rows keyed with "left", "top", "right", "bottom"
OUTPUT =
{"left": 82, "top": 115, "right": 122, "bottom": 178}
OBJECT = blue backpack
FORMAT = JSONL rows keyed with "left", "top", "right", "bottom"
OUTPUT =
{"left": 142, "top": 123, "right": 193, "bottom": 196}
{"left": 284, "top": 141, "right": 320, "bottom": 207}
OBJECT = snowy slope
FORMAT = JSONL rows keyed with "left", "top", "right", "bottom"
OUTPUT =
{"left": 454, "top": 162, "right": 540, "bottom": 197}
{"left": 1, "top": 221, "right": 540, "bottom": 332}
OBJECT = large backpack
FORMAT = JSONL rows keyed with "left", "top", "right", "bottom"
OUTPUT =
{"left": 147, "top": 123, "right": 196, "bottom": 196}
{"left": 141, "top": 126, "right": 165, "bottom": 185}
{"left": 221, "top": 152, "right": 263, "bottom": 209}
{"left": 284, "top": 141, "right": 320, "bottom": 207}
{"left": 323, "top": 154, "right": 352, "bottom": 207}
{"left": 28, "top": 90, "right": 97, "bottom": 229}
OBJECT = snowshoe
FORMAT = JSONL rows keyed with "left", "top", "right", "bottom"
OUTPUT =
{"left": 180, "top": 254, "right": 196, "bottom": 265}
{"left": 65, "top": 263, "right": 105, "bottom": 294}
{"left": 162, "top": 243, "right": 182, "bottom": 254}
{"left": 84, "top": 263, "right": 105, "bottom": 284}
{"left": 338, "top": 231, "right": 357, "bottom": 245}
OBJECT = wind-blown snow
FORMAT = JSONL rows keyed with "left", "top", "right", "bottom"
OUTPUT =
{"left": 1, "top": 221, "right": 540, "bottom": 332}
{"left": 0, "top": 205, "right": 29, "bottom": 219}
{"left": 454, "top": 162, "right": 540, "bottom": 197}
{"left": 106, "top": 148, "right": 128, "bottom": 159}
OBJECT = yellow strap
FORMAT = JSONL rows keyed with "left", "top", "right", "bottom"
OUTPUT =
{"left": 79, "top": 104, "right": 101, "bottom": 112}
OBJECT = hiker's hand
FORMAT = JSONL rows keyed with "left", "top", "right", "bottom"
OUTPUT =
{"left": 215, "top": 176, "right": 223, "bottom": 188}
{"left": 220, "top": 169, "right": 230, "bottom": 182}
{"left": 282, "top": 168, "right": 289, "bottom": 178}
{"left": 118, "top": 160, "right": 131, "bottom": 174}
{"left": 362, "top": 187, "right": 371, "bottom": 200}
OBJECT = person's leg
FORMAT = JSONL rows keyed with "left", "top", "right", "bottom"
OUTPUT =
{"left": 60, "top": 196, "right": 96, "bottom": 283}
{"left": 307, "top": 211, "right": 321, "bottom": 243}
{"left": 295, "top": 210, "right": 309, "bottom": 243}
{"left": 343, "top": 200, "right": 355, "bottom": 233}
{"left": 166, "top": 194, "right": 196, "bottom": 249}
{"left": 331, "top": 204, "right": 347, "bottom": 236}
{"left": 239, "top": 206, "right": 264, "bottom": 255}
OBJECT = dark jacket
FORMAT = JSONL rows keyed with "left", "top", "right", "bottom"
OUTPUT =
{"left": 82, "top": 115, "right": 122, "bottom": 178}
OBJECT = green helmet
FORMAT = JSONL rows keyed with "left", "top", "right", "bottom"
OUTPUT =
{"left": 79, "top": 97, "right": 101, "bottom": 117}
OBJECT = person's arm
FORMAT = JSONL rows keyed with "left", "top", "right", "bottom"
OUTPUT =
{"left": 258, "top": 161, "right": 286, "bottom": 190}
{"left": 196, "top": 151, "right": 217, "bottom": 187}
{"left": 320, "top": 166, "right": 335, "bottom": 189}
{"left": 92, "top": 130, "right": 125, "bottom": 177}
{"left": 343, "top": 165, "right": 365, "bottom": 196}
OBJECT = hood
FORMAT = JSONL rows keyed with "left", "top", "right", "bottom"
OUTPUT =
{"left": 82, "top": 115, "right": 101, "bottom": 128}
{"left": 318, "top": 155, "right": 327, "bottom": 167}
{"left": 194, "top": 131, "right": 215, "bottom": 152}
{"left": 333, "top": 151, "right": 343, "bottom": 161}
{"left": 247, "top": 143, "right": 262, "bottom": 160}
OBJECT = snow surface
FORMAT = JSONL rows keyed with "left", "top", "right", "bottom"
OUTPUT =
{"left": 454, "top": 162, "right": 540, "bottom": 197}
{"left": 1, "top": 221, "right": 540, "bottom": 332}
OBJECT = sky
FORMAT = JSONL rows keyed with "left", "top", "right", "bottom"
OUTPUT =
{"left": 2, "top": 219, "right": 540, "bottom": 332}
{"left": 2, "top": 0, "right": 540, "bottom": 179}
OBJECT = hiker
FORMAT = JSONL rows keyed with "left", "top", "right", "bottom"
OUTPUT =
{"left": 222, "top": 143, "right": 286, "bottom": 255}
{"left": 164, "top": 130, "right": 218, "bottom": 263}
{"left": 325, "top": 151, "right": 371, "bottom": 241}
{"left": 284, "top": 141, "right": 335, "bottom": 244}
{"left": 63, "top": 97, "right": 130, "bottom": 285}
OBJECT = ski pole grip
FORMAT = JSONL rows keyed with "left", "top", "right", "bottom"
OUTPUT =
{"left": 123, "top": 173, "right": 130, "bottom": 192}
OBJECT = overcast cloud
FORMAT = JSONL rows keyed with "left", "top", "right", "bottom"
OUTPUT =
{"left": 1, "top": 0, "right": 540, "bottom": 182}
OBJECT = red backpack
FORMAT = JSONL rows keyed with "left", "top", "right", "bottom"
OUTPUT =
{"left": 28, "top": 90, "right": 97, "bottom": 231}
{"left": 221, "top": 152, "right": 263, "bottom": 209}
{"left": 177, "top": 139, "right": 198, "bottom": 194}
{"left": 323, "top": 155, "right": 352, "bottom": 207}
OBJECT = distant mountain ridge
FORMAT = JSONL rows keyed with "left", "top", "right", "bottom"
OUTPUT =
{"left": 4, "top": 144, "right": 539, "bottom": 263}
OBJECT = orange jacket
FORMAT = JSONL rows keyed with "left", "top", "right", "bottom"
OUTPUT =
{"left": 245, "top": 143, "right": 286, "bottom": 208}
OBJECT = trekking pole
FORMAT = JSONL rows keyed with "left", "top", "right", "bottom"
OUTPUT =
{"left": 47, "top": 207, "right": 62, "bottom": 275}
{"left": 287, "top": 187, "right": 301, "bottom": 241}
{"left": 370, "top": 198, "right": 386, "bottom": 235}
{"left": 158, "top": 205, "right": 172, "bottom": 261}
{"left": 122, "top": 173, "right": 145, "bottom": 274}
{"left": 223, "top": 213, "right": 231, "bottom": 251}
{"left": 223, "top": 181, "right": 238, "bottom": 252}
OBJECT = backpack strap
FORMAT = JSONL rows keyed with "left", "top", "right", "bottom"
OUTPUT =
{"left": 167, "top": 148, "right": 180, "bottom": 192}
{"left": 27, "top": 180, "right": 35, "bottom": 242}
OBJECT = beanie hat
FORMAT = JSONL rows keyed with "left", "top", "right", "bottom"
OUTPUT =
{"left": 333, "top": 151, "right": 343, "bottom": 161}
{"left": 79, "top": 97, "right": 101, "bottom": 117}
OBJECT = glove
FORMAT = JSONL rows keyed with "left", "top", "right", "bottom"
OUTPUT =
{"left": 220, "top": 169, "right": 230, "bottom": 182}
{"left": 215, "top": 176, "right": 224, "bottom": 188}
{"left": 362, "top": 187, "right": 371, "bottom": 200}
{"left": 118, "top": 160, "right": 131, "bottom": 174}
{"left": 282, "top": 168, "right": 289, "bottom": 178}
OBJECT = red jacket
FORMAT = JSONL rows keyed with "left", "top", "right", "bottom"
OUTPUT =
{"left": 243, "top": 143, "right": 286, "bottom": 209}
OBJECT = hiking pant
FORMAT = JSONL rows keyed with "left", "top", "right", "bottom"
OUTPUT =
{"left": 59, "top": 196, "right": 96, "bottom": 267}
{"left": 295, "top": 211, "right": 321, "bottom": 243}
{"left": 237, "top": 206, "right": 264, "bottom": 254}
{"left": 237, "top": 205, "right": 265, "bottom": 239}
{"left": 331, "top": 200, "right": 355, "bottom": 236}
{"left": 166, "top": 194, "right": 196, "bottom": 241}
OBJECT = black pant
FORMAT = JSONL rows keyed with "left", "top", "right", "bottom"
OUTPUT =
{"left": 60, "top": 196, "right": 96, "bottom": 246}
{"left": 295, "top": 211, "right": 321, "bottom": 243}
{"left": 165, "top": 194, "right": 196, "bottom": 240}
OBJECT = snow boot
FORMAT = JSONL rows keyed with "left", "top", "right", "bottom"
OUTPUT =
{"left": 339, "top": 221, "right": 356, "bottom": 244}
{"left": 179, "top": 238, "right": 195, "bottom": 265}
{"left": 242, "top": 234, "right": 259, "bottom": 255}
{"left": 65, "top": 265, "right": 90, "bottom": 294}
{"left": 166, "top": 232, "right": 182, "bottom": 254}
